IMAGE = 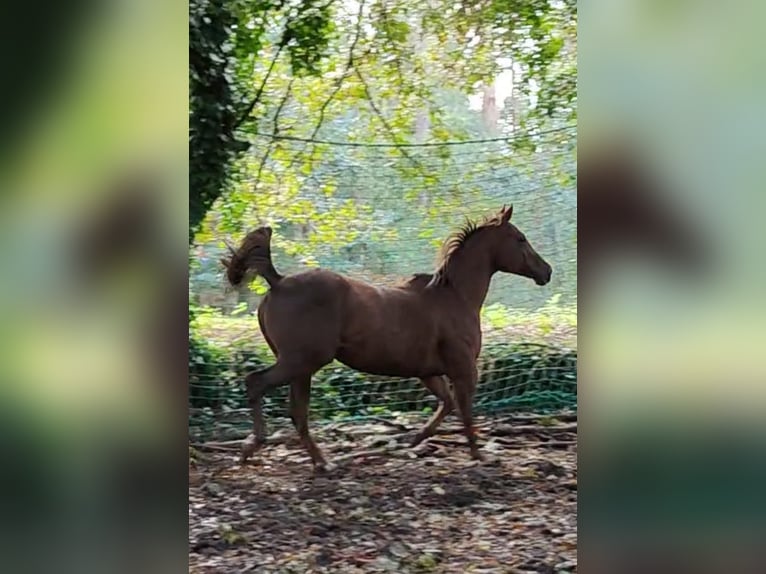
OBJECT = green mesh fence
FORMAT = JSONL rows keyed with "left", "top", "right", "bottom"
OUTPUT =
{"left": 190, "top": 128, "right": 577, "bottom": 440}
{"left": 189, "top": 332, "right": 576, "bottom": 441}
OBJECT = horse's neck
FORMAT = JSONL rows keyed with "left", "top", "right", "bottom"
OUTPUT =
{"left": 444, "top": 247, "right": 494, "bottom": 312}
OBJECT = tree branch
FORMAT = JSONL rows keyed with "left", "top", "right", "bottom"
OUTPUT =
{"left": 286, "top": 0, "right": 367, "bottom": 171}
{"left": 253, "top": 78, "right": 295, "bottom": 193}
{"left": 378, "top": 1, "right": 406, "bottom": 91}
{"left": 273, "top": 78, "right": 295, "bottom": 136}
{"left": 353, "top": 66, "right": 424, "bottom": 171}
{"left": 233, "top": 42, "right": 285, "bottom": 132}
{"left": 309, "top": 0, "right": 366, "bottom": 142}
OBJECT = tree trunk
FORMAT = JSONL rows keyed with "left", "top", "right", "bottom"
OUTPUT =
{"left": 481, "top": 81, "right": 498, "bottom": 135}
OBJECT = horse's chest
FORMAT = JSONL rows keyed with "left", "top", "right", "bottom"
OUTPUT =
{"left": 437, "top": 318, "right": 481, "bottom": 358}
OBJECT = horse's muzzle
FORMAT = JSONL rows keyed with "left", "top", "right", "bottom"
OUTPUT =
{"left": 535, "top": 264, "right": 552, "bottom": 286}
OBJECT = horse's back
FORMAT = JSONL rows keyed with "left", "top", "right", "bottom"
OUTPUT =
{"left": 257, "top": 269, "right": 349, "bottom": 360}
{"left": 343, "top": 278, "right": 433, "bottom": 323}
{"left": 258, "top": 268, "right": 446, "bottom": 374}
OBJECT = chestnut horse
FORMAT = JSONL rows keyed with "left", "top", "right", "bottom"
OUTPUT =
{"left": 222, "top": 205, "right": 552, "bottom": 471}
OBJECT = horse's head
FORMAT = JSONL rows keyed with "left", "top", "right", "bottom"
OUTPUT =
{"left": 488, "top": 205, "right": 552, "bottom": 286}
{"left": 220, "top": 226, "right": 273, "bottom": 286}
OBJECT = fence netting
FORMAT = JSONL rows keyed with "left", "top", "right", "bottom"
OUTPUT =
{"left": 190, "top": 126, "right": 577, "bottom": 441}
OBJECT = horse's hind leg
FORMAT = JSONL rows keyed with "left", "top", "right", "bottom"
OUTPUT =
{"left": 410, "top": 376, "right": 454, "bottom": 447}
{"left": 240, "top": 359, "right": 317, "bottom": 464}
{"left": 239, "top": 365, "right": 270, "bottom": 462}
{"left": 242, "top": 325, "right": 279, "bottom": 463}
{"left": 289, "top": 376, "right": 333, "bottom": 472}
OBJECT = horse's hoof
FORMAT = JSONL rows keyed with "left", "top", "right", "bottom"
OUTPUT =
{"left": 240, "top": 434, "right": 258, "bottom": 463}
{"left": 409, "top": 433, "right": 426, "bottom": 448}
{"left": 314, "top": 461, "right": 337, "bottom": 474}
{"left": 475, "top": 452, "right": 499, "bottom": 466}
{"left": 470, "top": 450, "right": 485, "bottom": 462}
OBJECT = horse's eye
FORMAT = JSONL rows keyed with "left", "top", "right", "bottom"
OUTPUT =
{"left": 518, "top": 236, "right": 526, "bottom": 243}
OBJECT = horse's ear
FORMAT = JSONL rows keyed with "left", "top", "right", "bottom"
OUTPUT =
{"left": 220, "top": 257, "right": 230, "bottom": 269}
{"left": 500, "top": 204, "right": 513, "bottom": 223}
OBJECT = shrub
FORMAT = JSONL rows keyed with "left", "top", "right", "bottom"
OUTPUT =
{"left": 189, "top": 335, "right": 577, "bottom": 431}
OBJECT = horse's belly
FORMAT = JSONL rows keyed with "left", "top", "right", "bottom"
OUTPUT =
{"left": 336, "top": 333, "right": 440, "bottom": 378}
{"left": 337, "top": 355, "right": 440, "bottom": 379}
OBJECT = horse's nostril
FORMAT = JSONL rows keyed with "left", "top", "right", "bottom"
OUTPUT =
{"left": 536, "top": 265, "right": 552, "bottom": 286}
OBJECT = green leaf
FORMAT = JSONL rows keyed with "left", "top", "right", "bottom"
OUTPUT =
{"left": 248, "top": 276, "right": 269, "bottom": 295}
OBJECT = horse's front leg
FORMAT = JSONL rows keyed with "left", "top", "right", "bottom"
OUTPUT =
{"left": 447, "top": 363, "right": 483, "bottom": 461}
{"left": 411, "top": 376, "right": 454, "bottom": 447}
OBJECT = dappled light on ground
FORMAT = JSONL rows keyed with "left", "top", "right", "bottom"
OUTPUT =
{"left": 190, "top": 415, "right": 577, "bottom": 573}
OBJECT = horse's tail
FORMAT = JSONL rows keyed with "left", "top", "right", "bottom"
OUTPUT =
{"left": 221, "top": 226, "right": 284, "bottom": 288}
{"left": 249, "top": 253, "right": 283, "bottom": 288}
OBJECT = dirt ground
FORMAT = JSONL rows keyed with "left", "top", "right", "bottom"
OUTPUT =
{"left": 189, "top": 416, "right": 577, "bottom": 573}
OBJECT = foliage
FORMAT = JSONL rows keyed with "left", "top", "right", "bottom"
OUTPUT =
{"left": 190, "top": 0, "right": 577, "bottom": 243}
{"left": 189, "top": 302, "right": 576, "bottom": 430}
{"left": 189, "top": 2, "right": 578, "bottom": 433}
{"left": 190, "top": 0, "right": 243, "bottom": 242}
{"left": 193, "top": 129, "right": 576, "bottom": 309}
{"left": 192, "top": 300, "right": 576, "bottom": 348}
{"left": 190, "top": 0, "right": 339, "bottom": 241}
{"left": 189, "top": 333, "right": 576, "bottom": 425}
{"left": 480, "top": 294, "right": 576, "bottom": 335}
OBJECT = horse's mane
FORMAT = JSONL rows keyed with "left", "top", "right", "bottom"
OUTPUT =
{"left": 429, "top": 213, "right": 501, "bottom": 286}
{"left": 399, "top": 273, "right": 433, "bottom": 290}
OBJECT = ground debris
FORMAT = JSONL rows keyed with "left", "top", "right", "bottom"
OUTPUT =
{"left": 190, "top": 415, "right": 576, "bottom": 573}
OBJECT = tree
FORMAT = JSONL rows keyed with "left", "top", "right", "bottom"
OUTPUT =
{"left": 190, "top": 0, "right": 577, "bottom": 244}
{"left": 189, "top": 0, "right": 337, "bottom": 242}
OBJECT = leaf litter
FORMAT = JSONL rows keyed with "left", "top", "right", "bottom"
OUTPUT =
{"left": 190, "top": 414, "right": 576, "bottom": 573}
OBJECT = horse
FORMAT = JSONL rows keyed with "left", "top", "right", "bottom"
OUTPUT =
{"left": 221, "top": 205, "right": 552, "bottom": 471}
